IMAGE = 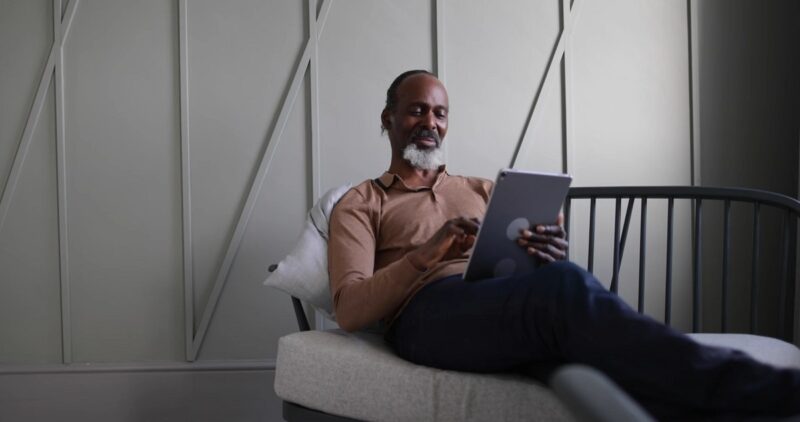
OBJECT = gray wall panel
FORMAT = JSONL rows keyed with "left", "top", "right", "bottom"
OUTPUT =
{"left": 200, "top": 77, "right": 310, "bottom": 360}
{"left": 571, "top": 0, "right": 692, "bottom": 187}
{"left": 318, "top": 0, "right": 433, "bottom": 191}
{"left": 0, "top": 0, "right": 791, "bottom": 374}
{"left": 568, "top": 0, "right": 695, "bottom": 330}
{"left": 0, "top": 80, "right": 61, "bottom": 363}
{"left": 2, "top": 0, "right": 797, "bottom": 416}
{"left": 186, "top": 0, "right": 306, "bottom": 331}
{"left": 0, "top": 0, "right": 52, "bottom": 195}
{"left": 63, "top": 0, "right": 183, "bottom": 362}
{"left": 445, "top": 0, "right": 561, "bottom": 179}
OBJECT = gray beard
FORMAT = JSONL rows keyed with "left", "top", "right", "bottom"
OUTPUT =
{"left": 402, "top": 143, "right": 445, "bottom": 170}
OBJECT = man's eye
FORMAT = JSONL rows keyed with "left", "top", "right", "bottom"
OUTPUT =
{"left": 410, "top": 110, "right": 422, "bottom": 116}
{"left": 436, "top": 112, "right": 447, "bottom": 118}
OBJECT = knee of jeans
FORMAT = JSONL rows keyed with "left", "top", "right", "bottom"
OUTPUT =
{"left": 546, "top": 261, "right": 586, "bottom": 280}
{"left": 542, "top": 261, "right": 595, "bottom": 295}
{"left": 548, "top": 260, "right": 583, "bottom": 273}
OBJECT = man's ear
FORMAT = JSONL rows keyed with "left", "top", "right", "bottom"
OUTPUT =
{"left": 380, "top": 109, "right": 391, "bottom": 131}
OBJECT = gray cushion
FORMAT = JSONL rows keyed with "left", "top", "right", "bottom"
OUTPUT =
{"left": 689, "top": 333, "right": 800, "bottom": 369}
{"left": 275, "top": 330, "right": 572, "bottom": 421}
{"left": 275, "top": 330, "right": 800, "bottom": 421}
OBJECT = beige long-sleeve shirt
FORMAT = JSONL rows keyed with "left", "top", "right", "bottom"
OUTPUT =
{"left": 328, "top": 169, "right": 492, "bottom": 331}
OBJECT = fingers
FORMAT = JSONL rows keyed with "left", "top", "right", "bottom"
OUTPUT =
{"left": 461, "top": 234, "right": 476, "bottom": 251}
{"left": 414, "top": 217, "right": 482, "bottom": 269}
{"left": 438, "top": 218, "right": 479, "bottom": 243}
{"left": 518, "top": 229, "right": 568, "bottom": 248}
{"left": 533, "top": 224, "right": 566, "bottom": 238}
{"left": 449, "top": 219, "right": 478, "bottom": 250}
{"left": 524, "top": 242, "right": 567, "bottom": 261}
{"left": 449, "top": 216, "right": 481, "bottom": 235}
{"left": 435, "top": 218, "right": 479, "bottom": 261}
{"left": 440, "top": 217, "right": 480, "bottom": 245}
{"left": 527, "top": 247, "right": 557, "bottom": 263}
{"left": 518, "top": 230, "right": 555, "bottom": 242}
{"left": 519, "top": 226, "right": 564, "bottom": 238}
{"left": 518, "top": 224, "right": 569, "bottom": 263}
{"left": 520, "top": 235, "right": 568, "bottom": 251}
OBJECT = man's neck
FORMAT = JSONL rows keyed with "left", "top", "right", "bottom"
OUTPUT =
{"left": 388, "top": 159, "right": 441, "bottom": 188}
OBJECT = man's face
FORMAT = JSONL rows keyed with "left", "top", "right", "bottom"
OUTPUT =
{"left": 382, "top": 74, "right": 449, "bottom": 158}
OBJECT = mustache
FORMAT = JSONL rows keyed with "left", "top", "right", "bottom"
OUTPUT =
{"left": 411, "top": 129, "right": 441, "bottom": 146}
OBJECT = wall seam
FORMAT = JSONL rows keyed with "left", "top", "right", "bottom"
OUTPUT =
{"left": 58, "top": 0, "right": 79, "bottom": 364}
{"left": 178, "top": 0, "right": 194, "bottom": 362}
{"left": 561, "top": 0, "right": 575, "bottom": 176}
{"left": 308, "top": 0, "right": 325, "bottom": 331}
{"left": 688, "top": 0, "right": 701, "bottom": 186}
{"left": 54, "top": 0, "right": 71, "bottom": 364}
{"left": 434, "top": 0, "right": 447, "bottom": 164}
{"left": 309, "top": 0, "right": 321, "bottom": 201}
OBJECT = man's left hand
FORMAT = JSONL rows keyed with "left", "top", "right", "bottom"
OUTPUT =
{"left": 516, "top": 213, "right": 568, "bottom": 264}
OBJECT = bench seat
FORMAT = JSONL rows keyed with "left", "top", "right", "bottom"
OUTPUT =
{"left": 275, "top": 329, "right": 800, "bottom": 421}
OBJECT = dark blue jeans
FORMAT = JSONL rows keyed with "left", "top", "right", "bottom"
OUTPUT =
{"left": 385, "top": 261, "right": 800, "bottom": 419}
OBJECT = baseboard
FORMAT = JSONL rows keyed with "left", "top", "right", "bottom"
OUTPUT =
{"left": 0, "top": 359, "right": 275, "bottom": 375}
{"left": 0, "top": 361, "right": 283, "bottom": 422}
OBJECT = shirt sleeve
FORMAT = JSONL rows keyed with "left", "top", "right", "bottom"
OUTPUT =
{"left": 328, "top": 190, "right": 425, "bottom": 332}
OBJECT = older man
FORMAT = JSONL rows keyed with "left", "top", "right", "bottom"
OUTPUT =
{"left": 327, "top": 70, "right": 800, "bottom": 419}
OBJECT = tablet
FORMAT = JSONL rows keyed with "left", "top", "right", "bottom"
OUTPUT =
{"left": 463, "top": 169, "right": 572, "bottom": 281}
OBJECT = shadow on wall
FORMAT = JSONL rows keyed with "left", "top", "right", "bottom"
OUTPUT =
{"left": 696, "top": 0, "right": 800, "bottom": 339}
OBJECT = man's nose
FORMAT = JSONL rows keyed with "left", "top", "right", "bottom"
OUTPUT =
{"left": 421, "top": 111, "right": 437, "bottom": 129}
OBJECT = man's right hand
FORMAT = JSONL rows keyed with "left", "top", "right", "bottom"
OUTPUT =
{"left": 408, "top": 217, "right": 480, "bottom": 271}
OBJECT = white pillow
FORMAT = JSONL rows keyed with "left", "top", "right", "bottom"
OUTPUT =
{"left": 263, "top": 183, "right": 352, "bottom": 320}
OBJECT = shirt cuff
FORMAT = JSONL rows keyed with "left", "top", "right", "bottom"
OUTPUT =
{"left": 401, "top": 253, "right": 429, "bottom": 275}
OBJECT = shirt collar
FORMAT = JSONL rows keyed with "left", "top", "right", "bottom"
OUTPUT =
{"left": 378, "top": 166, "right": 449, "bottom": 191}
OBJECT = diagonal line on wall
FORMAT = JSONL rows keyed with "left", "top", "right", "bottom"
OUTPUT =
{"left": 0, "top": 0, "right": 80, "bottom": 235}
{"left": 0, "top": 52, "right": 56, "bottom": 233}
{"left": 61, "top": 0, "right": 78, "bottom": 39}
{"left": 509, "top": 0, "right": 583, "bottom": 169}
{"left": 316, "top": 0, "right": 332, "bottom": 39}
{"left": 190, "top": 0, "right": 332, "bottom": 361}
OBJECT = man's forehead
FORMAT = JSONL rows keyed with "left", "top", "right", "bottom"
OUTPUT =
{"left": 396, "top": 74, "right": 448, "bottom": 105}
